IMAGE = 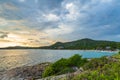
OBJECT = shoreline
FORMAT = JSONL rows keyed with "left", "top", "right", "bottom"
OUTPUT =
{"left": 0, "top": 62, "right": 51, "bottom": 80}
{"left": 0, "top": 52, "right": 119, "bottom": 80}
{"left": 0, "top": 48, "right": 118, "bottom": 52}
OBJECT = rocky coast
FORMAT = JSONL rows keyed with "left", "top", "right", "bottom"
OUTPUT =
{"left": 0, "top": 62, "right": 50, "bottom": 80}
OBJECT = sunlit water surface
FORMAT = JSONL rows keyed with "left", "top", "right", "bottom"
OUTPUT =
{"left": 0, "top": 49, "right": 116, "bottom": 72}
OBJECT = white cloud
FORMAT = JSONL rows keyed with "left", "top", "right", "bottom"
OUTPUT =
{"left": 61, "top": 1, "right": 89, "bottom": 21}
{"left": 0, "top": 18, "right": 26, "bottom": 30}
{"left": 65, "top": 3, "right": 80, "bottom": 20}
{"left": 44, "top": 24, "right": 73, "bottom": 36}
{"left": 43, "top": 13, "right": 60, "bottom": 22}
{"left": 0, "top": 18, "right": 8, "bottom": 26}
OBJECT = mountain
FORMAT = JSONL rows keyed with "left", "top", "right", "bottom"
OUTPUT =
{"left": 0, "top": 38, "right": 120, "bottom": 50}
{"left": 40, "top": 38, "right": 120, "bottom": 50}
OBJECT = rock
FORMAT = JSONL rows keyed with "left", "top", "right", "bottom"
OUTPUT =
{"left": 0, "top": 62, "right": 50, "bottom": 80}
{"left": 38, "top": 67, "right": 84, "bottom": 80}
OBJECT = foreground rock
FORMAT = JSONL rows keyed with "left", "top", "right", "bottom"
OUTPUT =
{"left": 0, "top": 64, "right": 83, "bottom": 80}
{"left": 0, "top": 62, "right": 50, "bottom": 80}
{"left": 37, "top": 67, "right": 84, "bottom": 80}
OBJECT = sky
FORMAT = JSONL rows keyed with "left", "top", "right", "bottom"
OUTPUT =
{"left": 0, "top": 0, "right": 120, "bottom": 47}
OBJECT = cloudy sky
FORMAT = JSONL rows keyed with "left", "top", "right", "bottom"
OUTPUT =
{"left": 0, "top": 0, "right": 120, "bottom": 47}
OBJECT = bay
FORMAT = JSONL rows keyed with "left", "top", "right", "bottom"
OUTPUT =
{"left": 0, "top": 49, "right": 116, "bottom": 72}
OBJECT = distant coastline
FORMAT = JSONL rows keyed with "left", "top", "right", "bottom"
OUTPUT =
{"left": 0, "top": 47, "right": 118, "bottom": 51}
{"left": 0, "top": 38, "right": 120, "bottom": 51}
{"left": 0, "top": 47, "right": 118, "bottom": 54}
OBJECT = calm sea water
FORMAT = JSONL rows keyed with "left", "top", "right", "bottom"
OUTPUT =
{"left": 0, "top": 49, "right": 116, "bottom": 72}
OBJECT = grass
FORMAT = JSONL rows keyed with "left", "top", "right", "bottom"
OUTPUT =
{"left": 58, "top": 52, "right": 120, "bottom": 80}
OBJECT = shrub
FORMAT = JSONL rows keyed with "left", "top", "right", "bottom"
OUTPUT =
{"left": 42, "top": 65, "right": 55, "bottom": 77}
{"left": 72, "top": 62, "right": 120, "bottom": 80}
{"left": 42, "top": 58, "right": 69, "bottom": 77}
{"left": 67, "top": 54, "right": 87, "bottom": 67}
{"left": 57, "top": 67, "right": 74, "bottom": 75}
{"left": 42, "top": 54, "right": 88, "bottom": 77}
{"left": 83, "top": 56, "right": 109, "bottom": 70}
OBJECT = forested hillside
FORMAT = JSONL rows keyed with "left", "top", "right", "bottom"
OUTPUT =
{"left": 40, "top": 38, "right": 120, "bottom": 50}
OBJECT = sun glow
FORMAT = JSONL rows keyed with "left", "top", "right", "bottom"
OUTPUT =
{"left": 7, "top": 33, "right": 25, "bottom": 42}
{"left": 0, "top": 30, "right": 55, "bottom": 48}
{"left": 0, "top": 42, "right": 21, "bottom": 48}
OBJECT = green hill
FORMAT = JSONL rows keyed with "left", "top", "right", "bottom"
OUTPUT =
{"left": 40, "top": 38, "right": 120, "bottom": 50}
{"left": 0, "top": 38, "right": 120, "bottom": 50}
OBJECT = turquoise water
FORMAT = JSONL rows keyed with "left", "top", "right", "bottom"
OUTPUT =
{"left": 0, "top": 49, "right": 116, "bottom": 71}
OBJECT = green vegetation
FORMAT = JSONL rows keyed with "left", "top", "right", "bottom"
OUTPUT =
{"left": 59, "top": 53, "right": 120, "bottom": 80}
{"left": 42, "top": 54, "right": 88, "bottom": 77}
{"left": 72, "top": 62, "right": 120, "bottom": 80}
{"left": 83, "top": 56, "right": 110, "bottom": 70}
{"left": 42, "top": 52, "right": 120, "bottom": 80}
{"left": 40, "top": 38, "right": 120, "bottom": 50}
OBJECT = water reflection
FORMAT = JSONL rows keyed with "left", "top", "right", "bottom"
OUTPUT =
{"left": 0, "top": 49, "right": 115, "bottom": 72}
{"left": 0, "top": 50, "right": 32, "bottom": 72}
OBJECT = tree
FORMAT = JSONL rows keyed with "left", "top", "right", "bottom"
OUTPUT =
{"left": 67, "top": 54, "right": 87, "bottom": 67}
